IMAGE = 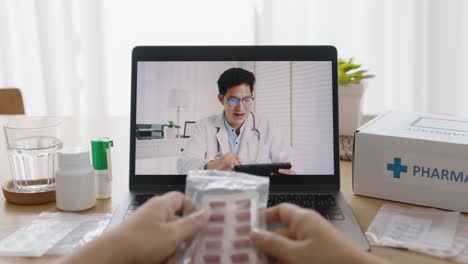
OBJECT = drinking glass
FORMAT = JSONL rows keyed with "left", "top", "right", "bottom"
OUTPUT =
{"left": 3, "top": 117, "right": 63, "bottom": 192}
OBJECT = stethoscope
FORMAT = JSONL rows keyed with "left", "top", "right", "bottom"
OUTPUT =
{"left": 215, "top": 112, "right": 261, "bottom": 162}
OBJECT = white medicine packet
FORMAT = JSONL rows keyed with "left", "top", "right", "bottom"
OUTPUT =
{"left": 381, "top": 215, "right": 432, "bottom": 247}
{"left": 46, "top": 213, "right": 111, "bottom": 255}
{"left": 366, "top": 204, "right": 461, "bottom": 259}
{"left": 449, "top": 216, "right": 468, "bottom": 263}
{"left": 0, "top": 212, "right": 111, "bottom": 257}
{"left": 0, "top": 219, "right": 80, "bottom": 257}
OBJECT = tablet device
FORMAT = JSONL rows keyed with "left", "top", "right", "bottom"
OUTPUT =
{"left": 233, "top": 162, "right": 292, "bottom": 176}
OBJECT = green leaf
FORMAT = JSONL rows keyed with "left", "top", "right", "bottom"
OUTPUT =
{"left": 338, "top": 58, "right": 375, "bottom": 85}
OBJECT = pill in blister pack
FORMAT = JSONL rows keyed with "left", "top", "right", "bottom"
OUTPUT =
{"left": 209, "top": 213, "right": 225, "bottom": 223}
{"left": 209, "top": 201, "right": 227, "bottom": 208}
{"left": 236, "top": 211, "right": 251, "bottom": 222}
{"left": 236, "top": 199, "right": 251, "bottom": 209}
{"left": 205, "top": 226, "right": 224, "bottom": 236}
{"left": 205, "top": 240, "right": 222, "bottom": 250}
{"left": 233, "top": 239, "right": 251, "bottom": 249}
{"left": 203, "top": 254, "right": 221, "bottom": 263}
{"left": 235, "top": 225, "right": 252, "bottom": 235}
{"left": 231, "top": 252, "right": 249, "bottom": 262}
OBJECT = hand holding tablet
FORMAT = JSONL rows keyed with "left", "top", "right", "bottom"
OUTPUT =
{"left": 234, "top": 162, "right": 293, "bottom": 176}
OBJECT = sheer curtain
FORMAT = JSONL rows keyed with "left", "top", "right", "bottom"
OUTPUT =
{"left": 256, "top": 0, "right": 468, "bottom": 116}
{"left": 2, "top": 0, "right": 467, "bottom": 117}
{"left": 0, "top": 0, "right": 255, "bottom": 116}
{"left": 0, "top": 0, "right": 106, "bottom": 116}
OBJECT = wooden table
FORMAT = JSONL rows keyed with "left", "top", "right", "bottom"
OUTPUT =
{"left": 0, "top": 116, "right": 459, "bottom": 263}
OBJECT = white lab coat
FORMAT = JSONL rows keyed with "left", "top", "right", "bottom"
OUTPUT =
{"left": 177, "top": 112, "right": 293, "bottom": 174}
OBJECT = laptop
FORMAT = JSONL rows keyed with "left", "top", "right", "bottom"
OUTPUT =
{"left": 108, "top": 46, "right": 370, "bottom": 251}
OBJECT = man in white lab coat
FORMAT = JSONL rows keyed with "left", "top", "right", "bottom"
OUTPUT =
{"left": 177, "top": 68, "right": 294, "bottom": 174}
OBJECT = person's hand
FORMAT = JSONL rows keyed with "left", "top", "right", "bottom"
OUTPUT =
{"left": 278, "top": 168, "right": 296, "bottom": 175}
{"left": 249, "top": 203, "right": 386, "bottom": 264}
{"left": 117, "top": 192, "right": 209, "bottom": 263}
{"left": 60, "top": 192, "right": 208, "bottom": 264}
{"left": 205, "top": 152, "right": 241, "bottom": 171}
{"left": 270, "top": 168, "right": 295, "bottom": 175}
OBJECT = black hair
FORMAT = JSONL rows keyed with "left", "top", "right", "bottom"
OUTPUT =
{"left": 217, "top": 68, "right": 255, "bottom": 95}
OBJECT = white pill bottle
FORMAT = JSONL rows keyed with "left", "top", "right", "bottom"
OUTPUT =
{"left": 55, "top": 148, "right": 96, "bottom": 211}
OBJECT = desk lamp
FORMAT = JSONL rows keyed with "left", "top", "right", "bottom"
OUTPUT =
{"left": 168, "top": 89, "right": 190, "bottom": 138}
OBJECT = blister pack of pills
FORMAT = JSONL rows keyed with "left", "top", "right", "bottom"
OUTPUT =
{"left": 178, "top": 170, "right": 270, "bottom": 264}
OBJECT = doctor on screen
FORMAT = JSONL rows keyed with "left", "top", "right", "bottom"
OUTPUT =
{"left": 177, "top": 68, "right": 295, "bottom": 174}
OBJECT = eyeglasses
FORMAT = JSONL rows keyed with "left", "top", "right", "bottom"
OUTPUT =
{"left": 225, "top": 97, "right": 255, "bottom": 107}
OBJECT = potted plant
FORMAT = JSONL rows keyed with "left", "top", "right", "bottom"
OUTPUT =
{"left": 163, "top": 121, "right": 180, "bottom": 139}
{"left": 338, "top": 58, "right": 375, "bottom": 136}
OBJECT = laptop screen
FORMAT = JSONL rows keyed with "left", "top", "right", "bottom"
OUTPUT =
{"left": 130, "top": 46, "right": 339, "bottom": 188}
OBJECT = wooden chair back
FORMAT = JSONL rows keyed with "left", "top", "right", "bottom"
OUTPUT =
{"left": 0, "top": 88, "right": 25, "bottom": 115}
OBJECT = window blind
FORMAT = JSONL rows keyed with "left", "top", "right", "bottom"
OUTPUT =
{"left": 292, "top": 61, "right": 334, "bottom": 174}
{"left": 254, "top": 61, "right": 291, "bottom": 142}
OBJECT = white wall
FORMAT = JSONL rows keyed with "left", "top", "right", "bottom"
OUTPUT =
{"left": 256, "top": 0, "right": 468, "bottom": 117}
{"left": 136, "top": 61, "right": 240, "bottom": 126}
{"left": 254, "top": 61, "right": 334, "bottom": 174}
{"left": 103, "top": 0, "right": 256, "bottom": 116}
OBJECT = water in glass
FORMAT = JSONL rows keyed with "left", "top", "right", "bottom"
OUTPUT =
{"left": 7, "top": 136, "right": 62, "bottom": 192}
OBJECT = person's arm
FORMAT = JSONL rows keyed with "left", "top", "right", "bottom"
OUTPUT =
{"left": 58, "top": 192, "right": 208, "bottom": 264}
{"left": 250, "top": 203, "right": 388, "bottom": 264}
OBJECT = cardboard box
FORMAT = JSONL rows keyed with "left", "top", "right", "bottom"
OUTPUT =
{"left": 353, "top": 111, "right": 468, "bottom": 213}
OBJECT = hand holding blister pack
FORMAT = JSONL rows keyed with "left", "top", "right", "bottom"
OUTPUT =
{"left": 178, "top": 170, "right": 269, "bottom": 264}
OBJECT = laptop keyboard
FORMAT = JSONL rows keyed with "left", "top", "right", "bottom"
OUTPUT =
{"left": 126, "top": 193, "right": 344, "bottom": 220}
{"left": 268, "top": 193, "right": 344, "bottom": 220}
{"left": 125, "top": 194, "right": 158, "bottom": 217}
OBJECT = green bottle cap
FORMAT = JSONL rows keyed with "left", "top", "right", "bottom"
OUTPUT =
{"left": 91, "top": 137, "right": 113, "bottom": 170}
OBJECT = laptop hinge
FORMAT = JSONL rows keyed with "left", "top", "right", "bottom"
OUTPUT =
{"left": 130, "top": 185, "right": 185, "bottom": 193}
{"left": 269, "top": 185, "right": 339, "bottom": 193}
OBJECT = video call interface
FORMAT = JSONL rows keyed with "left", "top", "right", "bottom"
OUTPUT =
{"left": 135, "top": 61, "right": 335, "bottom": 176}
